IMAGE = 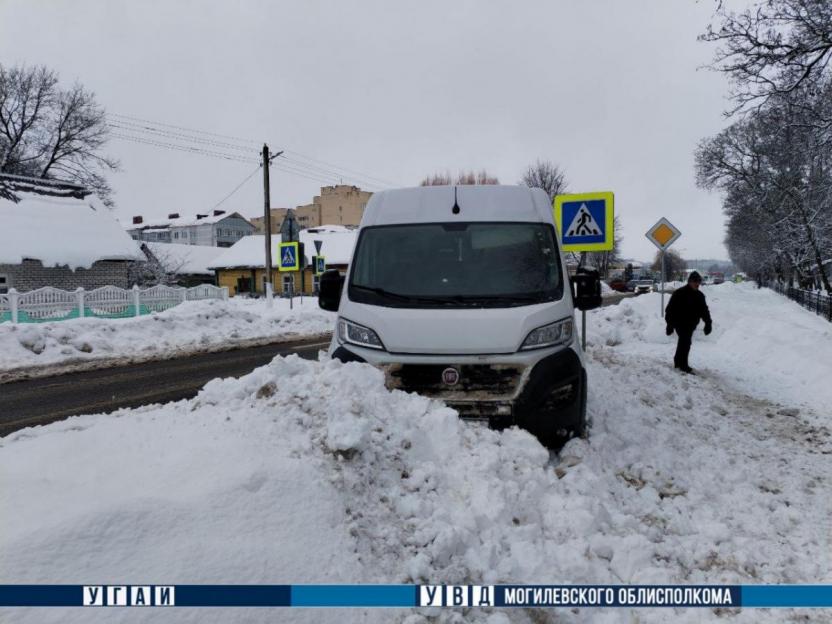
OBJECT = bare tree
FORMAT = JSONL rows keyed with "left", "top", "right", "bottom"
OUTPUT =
{"left": 131, "top": 243, "right": 189, "bottom": 286}
{"left": 420, "top": 170, "right": 499, "bottom": 186}
{"left": 586, "top": 215, "right": 623, "bottom": 279}
{"left": 701, "top": 0, "right": 832, "bottom": 115}
{"left": 0, "top": 64, "right": 118, "bottom": 204}
{"left": 651, "top": 248, "right": 686, "bottom": 282}
{"left": 520, "top": 159, "right": 568, "bottom": 201}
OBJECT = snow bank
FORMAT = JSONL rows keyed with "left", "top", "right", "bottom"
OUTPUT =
{"left": 1, "top": 282, "right": 830, "bottom": 623}
{"left": 0, "top": 296, "right": 335, "bottom": 377}
{"left": 585, "top": 282, "right": 832, "bottom": 417}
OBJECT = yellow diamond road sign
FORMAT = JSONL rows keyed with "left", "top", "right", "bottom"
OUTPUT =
{"left": 646, "top": 217, "right": 681, "bottom": 251}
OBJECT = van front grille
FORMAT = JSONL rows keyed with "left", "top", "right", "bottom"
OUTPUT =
{"left": 385, "top": 364, "right": 524, "bottom": 397}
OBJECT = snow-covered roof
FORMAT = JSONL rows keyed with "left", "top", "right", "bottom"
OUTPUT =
{"left": 0, "top": 192, "right": 143, "bottom": 270}
{"left": 124, "top": 211, "right": 251, "bottom": 230}
{"left": 299, "top": 225, "right": 357, "bottom": 265}
{"left": 143, "top": 242, "right": 225, "bottom": 276}
{"left": 208, "top": 225, "right": 357, "bottom": 269}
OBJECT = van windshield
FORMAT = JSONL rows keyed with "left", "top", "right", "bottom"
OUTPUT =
{"left": 349, "top": 222, "right": 563, "bottom": 308}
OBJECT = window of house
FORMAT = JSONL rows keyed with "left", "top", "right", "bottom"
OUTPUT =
{"left": 174, "top": 232, "right": 179, "bottom": 239}
{"left": 313, "top": 275, "right": 320, "bottom": 294}
{"left": 0, "top": 274, "right": 9, "bottom": 294}
{"left": 282, "top": 275, "right": 294, "bottom": 295}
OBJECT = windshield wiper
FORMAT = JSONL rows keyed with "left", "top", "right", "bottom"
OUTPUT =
{"left": 351, "top": 284, "right": 454, "bottom": 305}
{"left": 459, "top": 294, "right": 546, "bottom": 304}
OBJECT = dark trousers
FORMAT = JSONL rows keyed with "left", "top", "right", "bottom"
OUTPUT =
{"left": 674, "top": 327, "right": 694, "bottom": 369}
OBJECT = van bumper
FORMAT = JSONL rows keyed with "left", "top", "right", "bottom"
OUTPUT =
{"left": 331, "top": 343, "right": 586, "bottom": 443}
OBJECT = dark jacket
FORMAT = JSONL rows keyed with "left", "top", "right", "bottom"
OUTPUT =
{"left": 665, "top": 284, "right": 712, "bottom": 332}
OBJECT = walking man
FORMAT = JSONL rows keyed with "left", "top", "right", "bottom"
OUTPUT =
{"left": 664, "top": 271, "right": 712, "bottom": 374}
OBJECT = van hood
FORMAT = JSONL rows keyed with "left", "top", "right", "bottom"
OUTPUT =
{"left": 340, "top": 298, "right": 574, "bottom": 355}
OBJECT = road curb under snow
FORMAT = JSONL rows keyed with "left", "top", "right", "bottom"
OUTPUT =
{"left": 0, "top": 332, "right": 332, "bottom": 384}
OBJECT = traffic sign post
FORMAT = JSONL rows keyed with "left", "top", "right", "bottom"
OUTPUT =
{"left": 278, "top": 241, "right": 300, "bottom": 310}
{"left": 280, "top": 209, "right": 300, "bottom": 243}
{"left": 554, "top": 192, "right": 614, "bottom": 350}
{"left": 554, "top": 191, "right": 615, "bottom": 253}
{"left": 645, "top": 217, "right": 682, "bottom": 316}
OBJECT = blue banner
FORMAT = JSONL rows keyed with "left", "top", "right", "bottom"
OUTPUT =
{"left": 0, "top": 584, "right": 831, "bottom": 608}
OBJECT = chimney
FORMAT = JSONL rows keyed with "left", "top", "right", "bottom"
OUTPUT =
{"left": 213, "top": 209, "right": 225, "bottom": 216}
{"left": 168, "top": 212, "right": 180, "bottom": 219}
{"left": 132, "top": 215, "right": 143, "bottom": 225}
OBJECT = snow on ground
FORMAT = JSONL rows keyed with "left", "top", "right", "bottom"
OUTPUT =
{"left": 0, "top": 296, "right": 335, "bottom": 379}
{"left": 1, "top": 282, "right": 831, "bottom": 623}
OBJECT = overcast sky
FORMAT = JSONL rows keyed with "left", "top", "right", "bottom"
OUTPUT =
{"left": 1, "top": 0, "right": 746, "bottom": 261}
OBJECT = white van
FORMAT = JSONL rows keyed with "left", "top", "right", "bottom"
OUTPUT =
{"left": 318, "top": 185, "right": 601, "bottom": 447}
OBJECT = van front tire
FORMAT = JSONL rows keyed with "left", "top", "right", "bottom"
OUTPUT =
{"left": 515, "top": 355, "right": 587, "bottom": 449}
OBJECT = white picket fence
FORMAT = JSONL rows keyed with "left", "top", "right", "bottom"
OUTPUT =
{"left": 0, "top": 284, "right": 228, "bottom": 324}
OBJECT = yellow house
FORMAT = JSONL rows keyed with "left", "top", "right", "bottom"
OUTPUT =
{"left": 208, "top": 225, "right": 357, "bottom": 297}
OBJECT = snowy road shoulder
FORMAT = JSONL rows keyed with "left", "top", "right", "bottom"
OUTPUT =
{"left": 1, "top": 283, "right": 830, "bottom": 624}
{"left": 0, "top": 296, "right": 335, "bottom": 380}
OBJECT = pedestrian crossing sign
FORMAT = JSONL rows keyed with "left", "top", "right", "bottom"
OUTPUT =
{"left": 278, "top": 242, "right": 300, "bottom": 272}
{"left": 313, "top": 255, "right": 326, "bottom": 275}
{"left": 554, "top": 191, "right": 614, "bottom": 252}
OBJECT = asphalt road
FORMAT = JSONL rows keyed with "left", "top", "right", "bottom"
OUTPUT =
{"left": 0, "top": 336, "right": 331, "bottom": 436}
{"left": 0, "top": 294, "right": 636, "bottom": 436}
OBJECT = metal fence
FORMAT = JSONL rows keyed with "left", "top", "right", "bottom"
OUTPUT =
{"left": 769, "top": 282, "right": 832, "bottom": 322}
{"left": 0, "top": 284, "right": 228, "bottom": 324}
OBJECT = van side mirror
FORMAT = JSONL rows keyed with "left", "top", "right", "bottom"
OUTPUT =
{"left": 571, "top": 268, "right": 602, "bottom": 311}
{"left": 318, "top": 269, "right": 344, "bottom": 311}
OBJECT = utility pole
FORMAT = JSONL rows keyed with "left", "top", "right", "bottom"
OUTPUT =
{"left": 262, "top": 144, "right": 284, "bottom": 309}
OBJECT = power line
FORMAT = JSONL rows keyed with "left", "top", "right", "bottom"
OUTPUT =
{"left": 282, "top": 149, "right": 401, "bottom": 188}
{"left": 108, "top": 133, "right": 260, "bottom": 164}
{"left": 108, "top": 113, "right": 260, "bottom": 146}
{"left": 210, "top": 164, "right": 263, "bottom": 211}
{"left": 107, "top": 121, "right": 259, "bottom": 154}
{"left": 108, "top": 112, "right": 400, "bottom": 189}
{"left": 280, "top": 154, "right": 384, "bottom": 190}
{"left": 111, "top": 128, "right": 357, "bottom": 187}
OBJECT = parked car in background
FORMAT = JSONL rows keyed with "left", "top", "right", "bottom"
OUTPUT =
{"left": 633, "top": 279, "right": 654, "bottom": 294}
{"left": 608, "top": 276, "right": 628, "bottom": 292}
{"left": 710, "top": 272, "right": 725, "bottom": 285}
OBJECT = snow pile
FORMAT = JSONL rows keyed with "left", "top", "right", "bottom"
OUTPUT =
{"left": 0, "top": 296, "right": 334, "bottom": 377}
{"left": 1, "top": 282, "right": 830, "bottom": 623}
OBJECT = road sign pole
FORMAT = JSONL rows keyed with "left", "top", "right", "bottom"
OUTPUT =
{"left": 661, "top": 250, "right": 666, "bottom": 317}
{"left": 582, "top": 309, "right": 587, "bottom": 351}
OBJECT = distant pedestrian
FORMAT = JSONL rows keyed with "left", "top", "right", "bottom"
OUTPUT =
{"left": 664, "top": 271, "right": 712, "bottom": 374}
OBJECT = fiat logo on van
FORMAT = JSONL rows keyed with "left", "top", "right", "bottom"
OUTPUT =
{"left": 441, "top": 367, "right": 460, "bottom": 386}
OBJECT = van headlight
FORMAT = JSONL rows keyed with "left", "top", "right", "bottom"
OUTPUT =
{"left": 520, "top": 318, "right": 573, "bottom": 350}
{"left": 338, "top": 318, "right": 384, "bottom": 350}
